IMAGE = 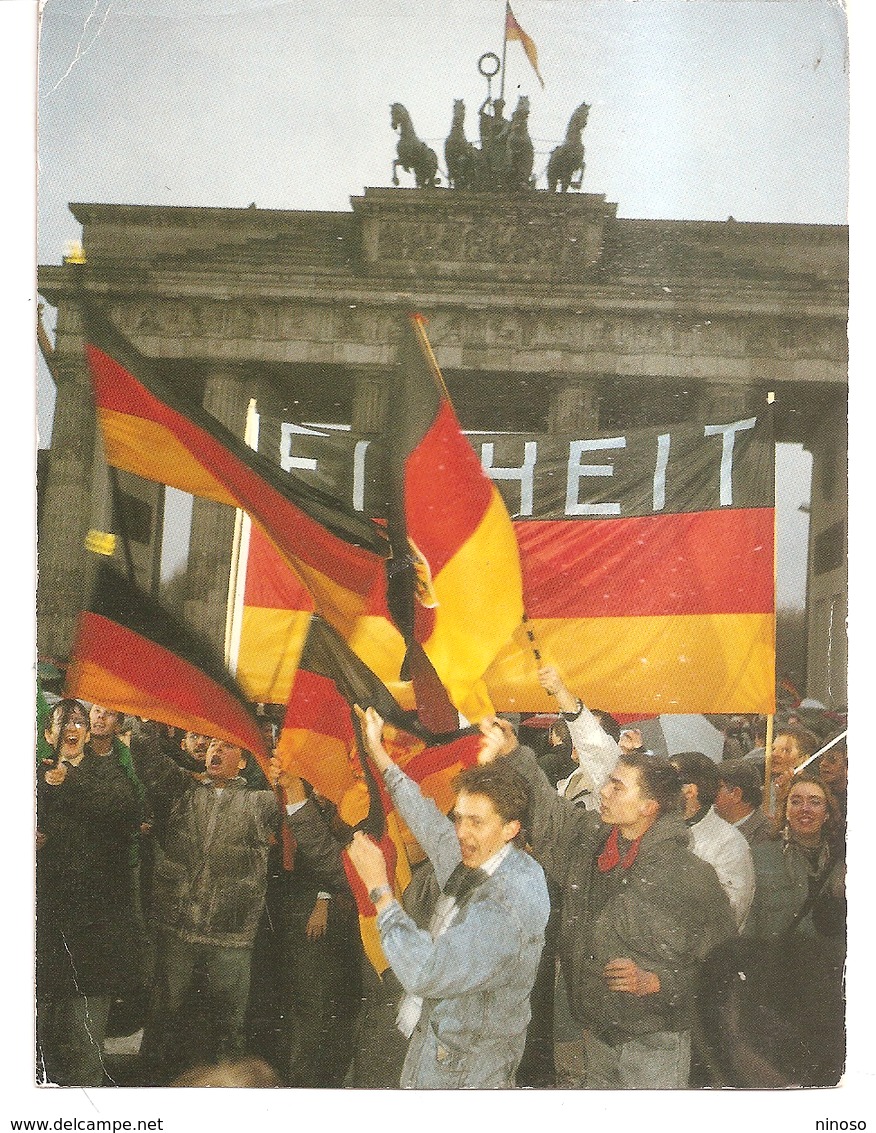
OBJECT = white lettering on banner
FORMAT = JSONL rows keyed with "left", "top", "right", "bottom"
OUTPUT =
{"left": 653, "top": 433, "right": 671, "bottom": 512}
{"left": 703, "top": 418, "right": 757, "bottom": 506}
{"left": 353, "top": 440, "right": 370, "bottom": 513}
{"left": 480, "top": 441, "right": 538, "bottom": 516}
{"left": 280, "top": 422, "right": 320, "bottom": 473}
{"left": 565, "top": 437, "right": 627, "bottom": 516}
{"left": 274, "top": 415, "right": 762, "bottom": 517}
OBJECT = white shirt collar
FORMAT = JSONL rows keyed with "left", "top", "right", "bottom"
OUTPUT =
{"left": 480, "top": 841, "right": 513, "bottom": 877}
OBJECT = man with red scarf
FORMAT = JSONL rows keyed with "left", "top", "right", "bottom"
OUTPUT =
{"left": 478, "top": 719, "right": 736, "bottom": 1089}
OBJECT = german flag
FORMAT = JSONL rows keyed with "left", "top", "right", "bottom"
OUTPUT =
{"left": 386, "top": 314, "right": 524, "bottom": 721}
{"left": 505, "top": 3, "right": 545, "bottom": 88}
{"left": 231, "top": 523, "right": 410, "bottom": 708}
{"left": 276, "top": 614, "right": 481, "bottom": 972}
{"left": 65, "top": 561, "right": 272, "bottom": 778}
{"left": 276, "top": 614, "right": 479, "bottom": 808}
{"left": 232, "top": 407, "right": 775, "bottom": 716}
{"left": 483, "top": 414, "right": 777, "bottom": 716}
{"left": 82, "top": 308, "right": 389, "bottom": 638}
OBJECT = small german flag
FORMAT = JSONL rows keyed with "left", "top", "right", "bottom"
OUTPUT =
{"left": 276, "top": 614, "right": 481, "bottom": 972}
{"left": 386, "top": 314, "right": 524, "bottom": 721}
{"left": 82, "top": 308, "right": 390, "bottom": 640}
{"left": 65, "top": 561, "right": 272, "bottom": 778}
{"left": 505, "top": 3, "right": 545, "bottom": 89}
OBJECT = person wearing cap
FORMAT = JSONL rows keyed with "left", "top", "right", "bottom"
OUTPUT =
{"left": 714, "top": 758, "right": 773, "bottom": 846}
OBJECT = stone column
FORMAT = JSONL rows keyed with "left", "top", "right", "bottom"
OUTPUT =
{"left": 36, "top": 300, "right": 98, "bottom": 663}
{"left": 351, "top": 368, "right": 389, "bottom": 433}
{"left": 549, "top": 378, "right": 599, "bottom": 433}
{"left": 184, "top": 373, "right": 249, "bottom": 651}
{"left": 804, "top": 394, "right": 848, "bottom": 707}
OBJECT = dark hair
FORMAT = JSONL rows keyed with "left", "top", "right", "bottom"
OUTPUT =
{"left": 46, "top": 698, "right": 89, "bottom": 730}
{"left": 671, "top": 751, "right": 721, "bottom": 810}
{"left": 592, "top": 710, "right": 621, "bottom": 743}
{"left": 718, "top": 758, "right": 763, "bottom": 809}
{"left": 453, "top": 762, "right": 530, "bottom": 829}
{"left": 619, "top": 750, "right": 683, "bottom": 815}
{"left": 547, "top": 717, "right": 571, "bottom": 750}
{"left": 751, "top": 715, "right": 768, "bottom": 745}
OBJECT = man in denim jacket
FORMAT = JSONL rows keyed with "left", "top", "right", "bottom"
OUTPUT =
{"left": 347, "top": 706, "right": 550, "bottom": 1089}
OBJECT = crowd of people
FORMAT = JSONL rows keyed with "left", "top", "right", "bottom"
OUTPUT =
{"left": 34, "top": 668, "right": 847, "bottom": 1090}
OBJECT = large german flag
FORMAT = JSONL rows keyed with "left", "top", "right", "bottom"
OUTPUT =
{"left": 482, "top": 414, "right": 776, "bottom": 716}
{"left": 386, "top": 314, "right": 524, "bottom": 720}
{"left": 82, "top": 308, "right": 389, "bottom": 638}
{"left": 234, "top": 409, "right": 775, "bottom": 716}
{"left": 64, "top": 561, "right": 272, "bottom": 775}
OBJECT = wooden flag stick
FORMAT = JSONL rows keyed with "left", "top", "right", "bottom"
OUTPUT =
{"left": 763, "top": 713, "right": 775, "bottom": 817}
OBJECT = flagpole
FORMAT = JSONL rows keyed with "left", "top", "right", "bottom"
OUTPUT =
{"left": 764, "top": 390, "right": 777, "bottom": 816}
{"left": 522, "top": 612, "right": 542, "bottom": 665}
{"left": 499, "top": 2, "right": 509, "bottom": 102}
{"left": 224, "top": 398, "right": 259, "bottom": 670}
{"left": 107, "top": 465, "right": 137, "bottom": 583}
{"left": 763, "top": 713, "right": 775, "bottom": 817}
{"left": 409, "top": 312, "right": 449, "bottom": 397}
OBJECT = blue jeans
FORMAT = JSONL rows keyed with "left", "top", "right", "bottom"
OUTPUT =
{"left": 583, "top": 1028, "right": 691, "bottom": 1089}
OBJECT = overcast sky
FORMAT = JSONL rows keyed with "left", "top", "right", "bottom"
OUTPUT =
{"left": 33, "top": 0, "right": 850, "bottom": 605}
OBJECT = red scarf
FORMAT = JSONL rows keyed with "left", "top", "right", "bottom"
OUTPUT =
{"left": 597, "top": 825, "right": 642, "bottom": 872}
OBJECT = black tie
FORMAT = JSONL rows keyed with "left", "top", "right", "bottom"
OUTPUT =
{"left": 441, "top": 861, "right": 488, "bottom": 902}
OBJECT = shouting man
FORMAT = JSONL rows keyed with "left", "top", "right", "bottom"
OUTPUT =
{"left": 345, "top": 706, "right": 550, "bottom": 1089}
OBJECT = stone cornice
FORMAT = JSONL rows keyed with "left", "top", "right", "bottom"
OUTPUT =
{"left": 37, "top": 262, "right": 848, "bottom": 322}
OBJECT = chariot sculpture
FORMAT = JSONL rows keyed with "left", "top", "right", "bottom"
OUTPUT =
{"left": 389, "top": 97, "right": 590, "bottom": 194}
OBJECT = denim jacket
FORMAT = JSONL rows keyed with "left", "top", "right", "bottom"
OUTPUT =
{"left": 377, "top": 765, "right": 550, "bottom": 1089}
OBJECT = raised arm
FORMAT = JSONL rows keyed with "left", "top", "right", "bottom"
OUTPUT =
{"left": 356, "top": 705, "right": 460, "bottom": 887}
{"left": 538, "top": 665, "right": 620, "bottom": 797}
{"left": 478, "top": 717, "right": 600, "bottom": 886}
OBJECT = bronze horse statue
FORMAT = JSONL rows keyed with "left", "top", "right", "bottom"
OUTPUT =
{"left": 546, "top": 102, "right": 590, "bottom": 192}
{"left": 390, "top": 102, "right": 439, "bottom": 188}
{"left": 444, "top": 99, "right": 484, "bottom": 190}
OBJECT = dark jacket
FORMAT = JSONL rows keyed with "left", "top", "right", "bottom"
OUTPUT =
{"left": 736, "top": 806, "right": 774, "bottom": 846}
{"left": 508, "top": 742, "right": 737, "bottom": 1038}
{"left": 134, "top": 727, "right": 279, "bottom": 948}
{"left": 36, "top": 750, "right": 142, "bottom": 996}
{"left": 744, "top": 836, "right": 846, "bottom": 946}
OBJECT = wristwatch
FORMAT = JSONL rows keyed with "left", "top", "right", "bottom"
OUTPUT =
{"left": 368, "top": 884, "right": 393, "bottom": 905}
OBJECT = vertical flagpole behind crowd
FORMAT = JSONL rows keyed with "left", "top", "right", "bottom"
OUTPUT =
{"left": 763, "top": 391, "right": 778, "bottom": 815}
